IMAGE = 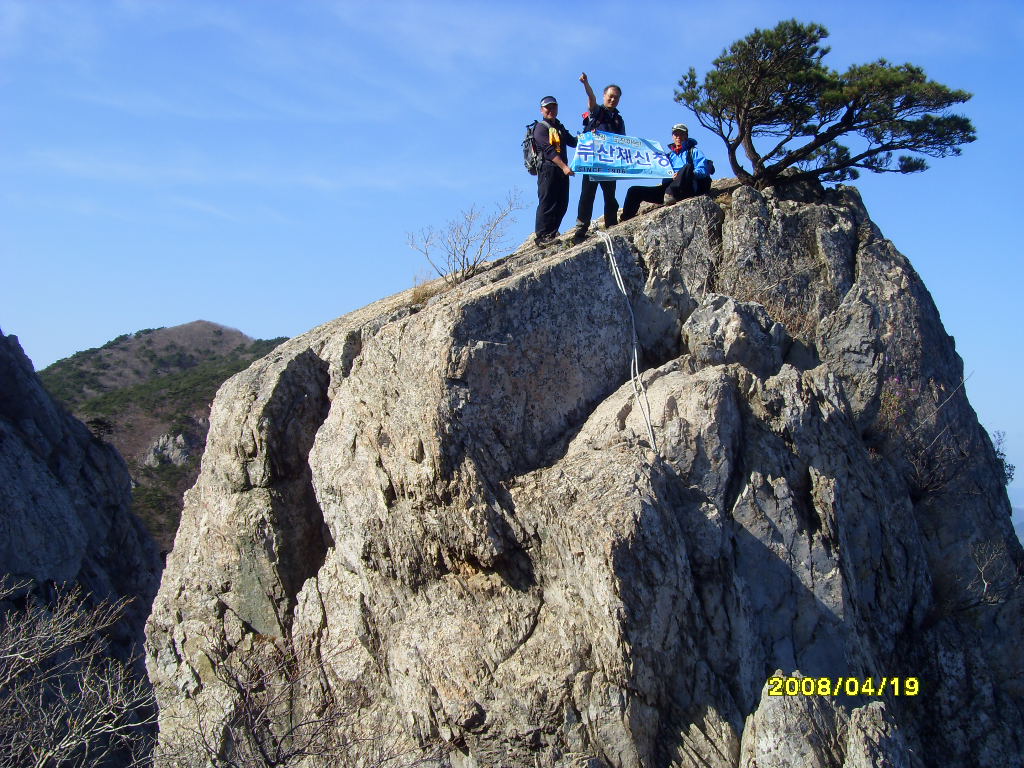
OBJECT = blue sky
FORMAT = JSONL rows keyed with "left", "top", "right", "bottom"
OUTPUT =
{"left": 2, "top": 0, "right": 1022, "bottom": 501}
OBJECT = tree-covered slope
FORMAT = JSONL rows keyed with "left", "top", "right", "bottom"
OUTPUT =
{"left": 39, "top": 321, "right": 286, "bottom": 554}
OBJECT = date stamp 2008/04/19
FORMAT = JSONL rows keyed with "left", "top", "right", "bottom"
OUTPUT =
{"left": 767, "top": 676, "right": 919, "bottom": 697}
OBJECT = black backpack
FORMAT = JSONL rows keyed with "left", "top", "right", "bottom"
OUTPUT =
{"left": 523, "top": 120, "right": 551, "bottom": 175}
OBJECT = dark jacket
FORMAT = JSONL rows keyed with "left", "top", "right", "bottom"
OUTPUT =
{"left": 585, "top": 105, "right": 625, "bottom": 135}
{"left": 533, "top": 118, "right": 578, "bottom": 164}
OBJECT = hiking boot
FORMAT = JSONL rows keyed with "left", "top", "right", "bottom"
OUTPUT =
{"left": 662, "top": 191, "right": 677, "bottom": 206}
{"left": 571, "top": 225, "right": 589, "bottom": 244}
{"left": 535, "top": 234, "right": 557, "bottom": 249}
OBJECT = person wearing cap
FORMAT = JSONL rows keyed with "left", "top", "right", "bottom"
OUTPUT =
{"left": 533, "top": 96, "right": 577, "bottom": 247}
{"left": 620, "top": 123, "right": 711, "bottom": 221}
{"left": 572, "top": 72, "right": 625, "bottom": 243}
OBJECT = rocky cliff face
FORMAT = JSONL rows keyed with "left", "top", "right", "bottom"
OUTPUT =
{"left": 146, "top": 182, "right": 1024, "bottom": 767}
{"left": 0, "top": 330, "right": 160, "bottom": 652}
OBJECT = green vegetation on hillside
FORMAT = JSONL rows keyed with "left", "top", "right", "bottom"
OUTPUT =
{"left": 39, "top": 327, "right": 278, "bottom": 410}
{"left": 38, "top": 328, "right": 160, "bottom": 406}
{"left": 75, "top": 337, "right": 284, "bottom": 554}
{"left": 76, "top": 339, "right": 284, "bottom": 420}
{"left": 132, "top": 461, "right": 195, "bottom": 547}
{"left": 38, "top": 327, "right": 287, "bottom": 554}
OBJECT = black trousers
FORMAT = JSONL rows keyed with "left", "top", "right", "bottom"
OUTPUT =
{"left": 621, "top": 181, "right": 669, "bottom": 220}
{"left": 535, "top": 163, "right": 570, "bottom": 239}
{"left": 576, "top": 175, "right": 618, "bottom": 229}
{"left": 621, "top": 171, "right": 712, "bottom": 220}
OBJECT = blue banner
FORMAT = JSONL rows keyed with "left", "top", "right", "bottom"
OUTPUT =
{"left": 570, "top": 131, "right": 675, "bottom": 181}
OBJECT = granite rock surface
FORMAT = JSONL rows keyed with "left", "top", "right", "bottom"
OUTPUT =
{"left": 146, "top": 181, "right": 1024, "bottom": 767}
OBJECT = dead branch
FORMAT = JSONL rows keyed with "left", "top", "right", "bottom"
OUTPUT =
{"left": 408, "top": 191, "right": 525, "bottom": 286}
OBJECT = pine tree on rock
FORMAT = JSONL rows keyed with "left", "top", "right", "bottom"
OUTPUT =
{"left": 676, "top": 19, "right": 976, "bottom": 188}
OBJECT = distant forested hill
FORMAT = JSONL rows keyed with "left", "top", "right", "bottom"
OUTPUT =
{"left": 39, "top": 321, "right": 286, "bottom": 554}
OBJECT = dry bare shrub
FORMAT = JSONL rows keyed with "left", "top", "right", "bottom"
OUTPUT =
{"left": 928, "top": 539, "right": 1024, "bottom": 622}
{"left": 963, "top": 540, "right": 1024, "bottom": 609}
{"left": 726, "top": 260, "right": 824, "bottom": 343}
{"left": 874, "top": 373, "right": 978, "bottom": 501}
{"left": 682, "top": 201, "right": 724, "bottom": 303}
{"left": 0, "top": 578, "right": 155, "bottom": 768}
{"left": 408, "top": 271, "right": 446, "bottom": 307}
{"left": 992, "top": 430, "right": 1016, "bottom": 486}
{"left": 904, "top": 427, "right": 973, "bottom": 501}
{"left": 158, "top": 634, "right": 436, "bottom": 768}
{"left": 408, "top": 191, "right": 524, "bottom": 286}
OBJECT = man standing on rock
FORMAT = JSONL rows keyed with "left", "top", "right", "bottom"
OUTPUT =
{"left": 533, "top": 96, "right": 577, "bottom": 248}
{"left": 573, "top": 73, "right": 625, "bottom": 244}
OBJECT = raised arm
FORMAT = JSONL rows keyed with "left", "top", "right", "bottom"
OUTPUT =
{"left": 580, "top": 72, "right": 597, "bottom": 112}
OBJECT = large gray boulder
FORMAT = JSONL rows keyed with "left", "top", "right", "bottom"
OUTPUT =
{"left": 0, "top": 330, "right": 160, "bottom": 652}
{"left": 146, "top": 182, "right": 1024, "bottom": 767}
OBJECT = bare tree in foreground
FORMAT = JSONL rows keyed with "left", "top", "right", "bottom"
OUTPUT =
{"left": 158, "top": 634, "right": 437, "bottom": 768}
{"left": 0, "top": 578, "right": 155, "bottom": 768}
{"left": 0, "top": 577, "right": 421, "bottom": 768}
{"left": 408, "top": 191, "right": 524, "bottom": 286}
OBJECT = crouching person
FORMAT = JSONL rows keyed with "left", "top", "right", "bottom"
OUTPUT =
{"left": 621, "top": 123, "right": 711, "bottom": 221}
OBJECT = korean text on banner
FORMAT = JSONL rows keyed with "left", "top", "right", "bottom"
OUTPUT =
{"left": 570, "top": 131, "right": 675, "bottom": 181}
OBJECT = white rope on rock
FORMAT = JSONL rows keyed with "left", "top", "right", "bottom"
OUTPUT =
{"left": 596, "top": 230, "right": 659, "bottom": 454}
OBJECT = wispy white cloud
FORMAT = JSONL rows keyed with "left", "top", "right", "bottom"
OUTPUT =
{"left": 38, "top": 2, "right": 453, "bottom": 126}
{"left": 69, "top": 88, "right": 260, "bottom": 122}
{"left": 0, "top": 188, "right": 137, "bottom": 222}
{"left": 70, "top": 69, "right": 431, "bottom": 128}
{"left": 168, "top": 196, "right": 238, "bottom": 221}
{"left": 326, "top": 0, "right": 596, "bottom": 74}
{"left": 29, "top": 150, "right": 212, "bottom": 185}
{"left": 0, "top": 0, "right": 102, "bottom": 65}
{"left": 0, "top": 0, "right": 28, "bottom": 58}
{"left": 19, "top": 148, "right": 438, "bottom": 193}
